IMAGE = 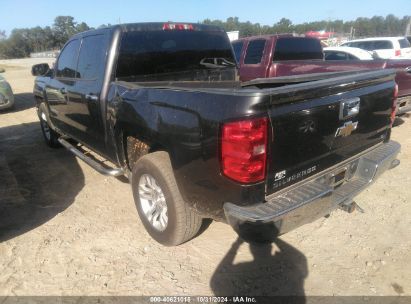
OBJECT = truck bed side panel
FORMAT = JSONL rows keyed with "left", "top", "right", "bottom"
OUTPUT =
{"left": 270, "top": 60, "right": 386, "bottom": 78}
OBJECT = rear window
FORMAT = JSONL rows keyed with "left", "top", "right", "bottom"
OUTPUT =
{"left": 116, "top": 30, "right": 235, "bottom": 80}
{"left": 273, "top": 37, "right": 323, "bottom": 61}
{"left": 244, "top": 39, "right": 266, "bottom": 64}
{"left": 399, "top": 38, "right": 411, "bottom": 49}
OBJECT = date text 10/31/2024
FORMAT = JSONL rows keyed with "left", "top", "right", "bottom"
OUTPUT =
{"left": 149, "top": 296, "right": 258, "bottom": 303}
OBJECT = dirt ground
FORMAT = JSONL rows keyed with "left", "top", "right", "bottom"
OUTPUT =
{"left": 0, "top": 58, "right": 410, "bottom": 297}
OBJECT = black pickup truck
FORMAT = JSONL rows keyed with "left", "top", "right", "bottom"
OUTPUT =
{"left": 32, "top": 23, "right": 401, "bottom": 246}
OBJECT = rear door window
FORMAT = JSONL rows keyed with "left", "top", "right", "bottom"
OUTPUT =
{"left": 399, "top": 38, "right": 411, "bottom": 49}
{"left": 273, "top": 37, "right": 323, "bottom": 60}
{"left": 244, "top": 39, "right": 266, "bottom": 64}
{"left": 373, "top": 40, "right": 393, "bottom": 50}
{"left": 232, "top": 41, "right": 244, "bottom": 63}
{"left": 77, "top": 34, "right": 108, "bottom": 80}
{"left": 348, "top": 41, "right": 374, "bottom": 51}
{"left": 56, "top": 39, "right": 80, "bottom": 78}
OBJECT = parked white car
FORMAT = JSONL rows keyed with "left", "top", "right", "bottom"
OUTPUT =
{"left": 324, "top": 46, "right": 374, "bottom": 60}
{"left": 341, "top": 37, "right": 411, "bottom": 59}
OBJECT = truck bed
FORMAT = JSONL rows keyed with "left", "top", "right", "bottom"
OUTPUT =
{"left": 113, "top": 68, "right": 396, "bottom": 209}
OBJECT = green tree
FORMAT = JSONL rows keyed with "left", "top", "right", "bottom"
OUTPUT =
{"left": 76, "top": 22, "right": 91, "bottom": 33}
{"left": 98, "top": 23, "right": 112, "bottom": 29}
{"left": 0, "top": 16, "right": 90, "bottom": 59}
{"left": 273, "top": 18, "right": 293, "bottom": 33}
{"left": 53, "top": 16, "right": 78, "bottom": 47}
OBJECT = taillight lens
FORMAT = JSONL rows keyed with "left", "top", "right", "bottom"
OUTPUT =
{"left": 395, "top": 49, "right": 401, "bottom": 57}
{"left": 220, "top": 117, "right": 268, "bottom": 183}
{"left": 391, "top": 83, "right": 398, "bottom": 125}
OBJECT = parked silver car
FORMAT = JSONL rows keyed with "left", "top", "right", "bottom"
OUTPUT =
{"left": 0, "top": 72, "right": 14, "bottom": 110}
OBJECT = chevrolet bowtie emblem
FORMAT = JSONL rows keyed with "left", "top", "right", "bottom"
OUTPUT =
{"left": 335, "top": 121, "right": 358, "bottom": 137}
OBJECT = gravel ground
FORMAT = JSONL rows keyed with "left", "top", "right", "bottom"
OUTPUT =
{"left": 0, "top": 58, "right": 410, "bottom": 297}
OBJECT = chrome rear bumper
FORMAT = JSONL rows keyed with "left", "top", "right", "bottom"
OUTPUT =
{"left": 224, "top": 141, "right": 401, "bottom": 235}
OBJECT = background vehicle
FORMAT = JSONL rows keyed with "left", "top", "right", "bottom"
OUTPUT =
{"left": 0, "top": 72, "right": 15, "bottom": 110}
{"left": 324, "top": 46, "right": 374, "bottom": 60}
{"left": 341, "top": 37, "right": 411, "bottom": 59}
{"left": 32, "top": 23, "right": 400, "bottom": 246}
{"left": 234, "top": 35, "right": 411, "bottom": 115}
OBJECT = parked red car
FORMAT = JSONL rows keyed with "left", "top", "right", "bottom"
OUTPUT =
{"left": 232, "top": 35, "right": 411, "bottom": 114}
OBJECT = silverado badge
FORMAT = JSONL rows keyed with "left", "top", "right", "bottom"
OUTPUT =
{"left": 335, "top": 121, "right": 359, "bottom": 137}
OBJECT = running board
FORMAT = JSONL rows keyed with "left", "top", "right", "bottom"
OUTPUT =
{"left": 58, "top": 137, "right": 124, "bottom": 177}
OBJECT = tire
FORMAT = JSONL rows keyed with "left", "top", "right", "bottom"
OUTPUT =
{"left": 38, "top": 103, "right": 60, "bottom": 148}
{"left": 131, "top": 151, "right": 202, "bottom": 246}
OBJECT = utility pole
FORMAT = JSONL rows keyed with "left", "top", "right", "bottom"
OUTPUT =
{"left": 405, "top": 17, "right": 411, "bottom": 36}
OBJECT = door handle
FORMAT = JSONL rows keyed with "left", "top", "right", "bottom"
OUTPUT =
{"left": 339, "top": 97, "right": 360, "bottom": 120}
{"left": 85, "top": 94, "right": 99, "bottom": 102}
{"left": 406, "top": 66, "right": 411, "bottom": 73}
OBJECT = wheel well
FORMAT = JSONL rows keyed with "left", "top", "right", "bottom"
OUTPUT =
{"left": 124, "top": 134, "right": 166, "bottom": 169}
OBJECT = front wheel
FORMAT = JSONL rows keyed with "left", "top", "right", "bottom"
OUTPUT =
{"left": 131, "top": 151, "right": 202, "bottom": 246}
{"left": 38, "top": 103, "right": 60, "bottom": 148}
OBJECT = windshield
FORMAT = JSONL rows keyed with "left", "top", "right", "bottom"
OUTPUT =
{"left": 116, "top": 30, "right": 236, "bottom": 81}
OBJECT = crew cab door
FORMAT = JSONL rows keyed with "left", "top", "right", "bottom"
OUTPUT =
{"left": 238, "top": 38, "right": 270, "bottom": 81}
{"left": 67, "top": 32, "right": 109, "bottom": 152}
{"left": 46, "top": 39, "right": 80, "bottom": 134}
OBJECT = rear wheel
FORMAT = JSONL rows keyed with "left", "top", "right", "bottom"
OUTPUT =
{"left": 38, "top": 103, "right": 60, "bottom": 148}
{"left": 131, "top": 151, "right": 202, "bottom": 246}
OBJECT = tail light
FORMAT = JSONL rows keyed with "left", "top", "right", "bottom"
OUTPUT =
{"left": 163, "top": 23, "right": 194, "bottom": 31}
{"left": 220, "top": 117, "right": 268, "bottom": 183}
{"left": 395, "top": 49, "right": 401, "bottom": 57}
{"left": 390, "top": 83, "right": 398, "bottom": 126}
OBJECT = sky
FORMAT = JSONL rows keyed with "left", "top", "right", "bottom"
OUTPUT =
{"left": 0, "top": 0, "right": 410, "bottom": 36}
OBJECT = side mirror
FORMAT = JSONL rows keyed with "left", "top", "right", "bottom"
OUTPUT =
{"left": 31, "top": 63, "right": 50, "bottom": 76}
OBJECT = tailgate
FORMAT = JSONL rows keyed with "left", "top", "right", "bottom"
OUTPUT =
{"left": 264, "top": 69, "right": 396, "bottom": 195}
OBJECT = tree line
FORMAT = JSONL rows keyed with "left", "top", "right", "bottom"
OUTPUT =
{"left": 203, "top": 15, "right": 410, "bottom": 38}
{"left": 0, "top": 16, "right": 92, "bottom": 59}
{"left": 0, "top": 14, "right": 410, "bottom": 59}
